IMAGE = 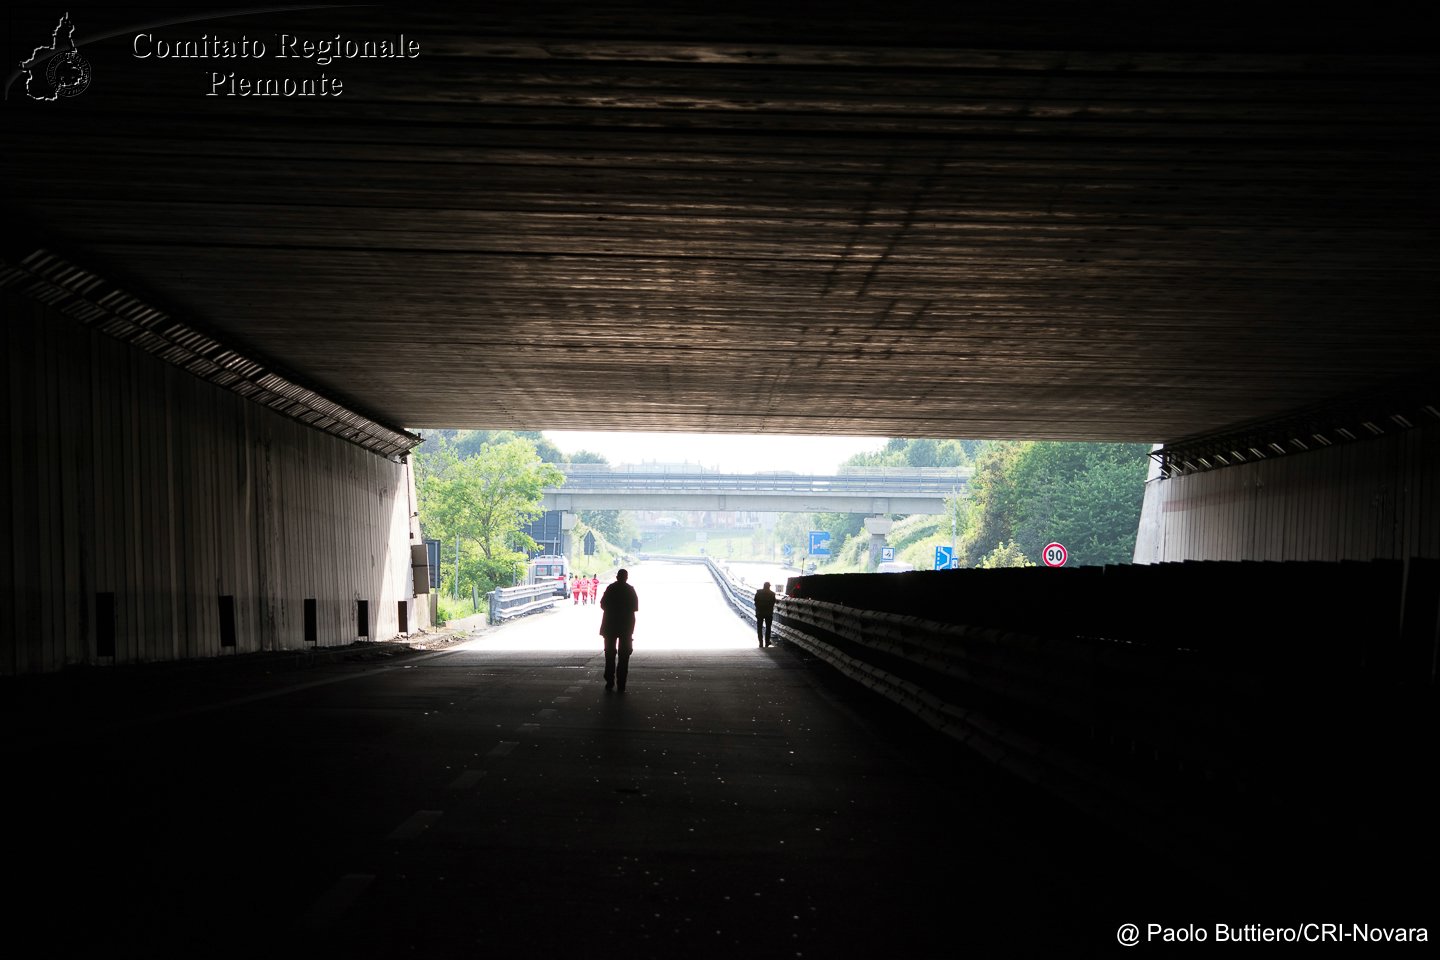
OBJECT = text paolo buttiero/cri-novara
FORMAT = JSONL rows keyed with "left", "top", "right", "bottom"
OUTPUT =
{"left": 131, "top": 33, "right": 421, "bottom": 97}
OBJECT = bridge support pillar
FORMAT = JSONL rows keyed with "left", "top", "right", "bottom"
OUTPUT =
{"left": 560, "top": 512, "right": 578, "bottom": 559}
{"left": 864, "top": 516, "right": 894, "bottom": 569}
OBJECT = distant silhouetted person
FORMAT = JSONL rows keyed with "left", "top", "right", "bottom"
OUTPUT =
{"left": 599, "top": 569, "right": 639, "bottom": 691}
{"left": 754, "top": 581, "right": 777, "bottom": 647}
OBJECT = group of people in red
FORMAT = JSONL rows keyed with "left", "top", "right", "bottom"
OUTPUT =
{"left": 569, "top": 573, "right": 601, "bottom": 605}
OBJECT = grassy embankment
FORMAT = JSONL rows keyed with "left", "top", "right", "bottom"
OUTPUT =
{"left": 796, "top": 513, "right": 951, "bottom": 574}
{"left": 637, "top": 528, "right": 785, "bottom": 562}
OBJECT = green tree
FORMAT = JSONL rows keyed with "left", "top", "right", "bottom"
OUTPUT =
{"left": 844, "top": 438, "right": 908, "bottom": 468}
{"left": 579, "top": 509, "right": 636, "bottom": 547}
{"left": 775, "top": 512, "right": 814, "bottom": 566}
{"left": 842, "top": 437, "right": 976, "bottom": 469}
{"left": 418, "top": 437, "right": 564, "bottom": 595}
{"left": 977, "top": 540, "right": 1035, "bottom": 568}
{"left": 907, "top": 438, "right": 940, "bottom": 467}
{"left": 959, "top": 441, "right": 1028, "bottom": 565}
{"left": 814, "top": 511, "right": 865, "bottom": 548}
{"left": 960, "top": 441, "right": 1148, "bottom": 567}
{"left": 1009, "top": 442, "right": 1149, "bottom": 566}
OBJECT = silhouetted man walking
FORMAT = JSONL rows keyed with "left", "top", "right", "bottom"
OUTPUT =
{"left": 599, "top": 569, "right": 639, "bottom": 691}
{"left": 754, "top": 581, "right": 777, "bottom": 647}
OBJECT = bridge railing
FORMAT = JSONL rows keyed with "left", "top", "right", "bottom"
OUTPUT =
{"left": 550, "top": 463, "right": 969, "bottom": 495}
{"left": 705, "top": 557, "right": 765, "bottom": 629}
{"left": 559, "top": 463, "right": 969, "bottom": 479}
{"left": 486, "top": 581, "right": 559, "bottom": 624}
{"left": 640, "top": 554, "right": 767, "bottom": 630}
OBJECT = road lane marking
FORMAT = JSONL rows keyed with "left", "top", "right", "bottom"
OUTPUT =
{"left": 388, "top": 809, "right": 443, "bottom": 840}
{"left": 488, "top": 740, "right": 519, "bottom": 757}
{"left": 303, "top": 873, "right": 374, "bottom": 930}
{"left": 448, "top": 769, "right": 486, "bottom": 790}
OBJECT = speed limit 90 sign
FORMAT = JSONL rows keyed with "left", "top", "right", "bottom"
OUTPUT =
{"left": 1042, "top": 542, "right": 1067, "bottom": 567}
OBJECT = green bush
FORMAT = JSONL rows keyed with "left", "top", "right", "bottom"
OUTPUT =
{"left": 435, "top": 592, "right": 485, "bottom": 625}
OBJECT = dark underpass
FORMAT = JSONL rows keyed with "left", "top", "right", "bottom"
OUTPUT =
{"left": 4, "top": 4, "right": 1439, "bottom": 956}
{"left": 3, "top": 560, "right": 1434, "bottom": 958}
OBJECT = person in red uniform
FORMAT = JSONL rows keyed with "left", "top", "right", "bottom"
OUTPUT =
{"left": 589, "top": 574, "right": 599, "bottom": 605}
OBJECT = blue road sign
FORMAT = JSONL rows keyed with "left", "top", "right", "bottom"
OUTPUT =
{"left": 880, "top": 547, "right": 896, "bottom": 562}
{"left": 808, "top": 531, "right": 832, "bottom": 556}
{"left": 782, "top": 543, "right": 793, "bottom": 557}
{"left": 934, "top": 545, "right": 954, "bottom": 570}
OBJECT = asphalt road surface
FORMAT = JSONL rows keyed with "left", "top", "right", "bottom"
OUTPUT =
{"left": 5, "top": 562, "right": 1170, "bottom": 959}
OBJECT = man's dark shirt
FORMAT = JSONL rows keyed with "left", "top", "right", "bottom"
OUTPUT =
{"left": 754, "top": 586, "right": 777, "bottom": 618}
{"left": 599, "top": 581, "right": 639, "bottom": 638}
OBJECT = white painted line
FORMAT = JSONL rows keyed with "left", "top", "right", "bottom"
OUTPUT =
{"left": 552, "top": 696, "right": 572, "bottom": 703}
{"left": 448, "top": 769, "right": 486, "bottom": 790}
{"left": 488, "top": 740, "right": 519, "bottom": 757}
{"left": 564, "top": 686, "right": 582, "bottom": 693}
{"left": 537, "top": 708, "right": 557, "bottom": 718}
{"left": 387, "top": 809, "right": 443, "bottom": 841}
{"left": 516, "top": 723, "right": 541, "bottom": 735}
{"left": 303, "top": 873, "right": 374, "bottom": 930}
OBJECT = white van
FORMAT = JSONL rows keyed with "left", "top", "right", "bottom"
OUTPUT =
{"left": 527, "top": 555, "right": 570, "bottom": 596}
{"left": 876, "top": 560, "right": 914, "bottom": 573}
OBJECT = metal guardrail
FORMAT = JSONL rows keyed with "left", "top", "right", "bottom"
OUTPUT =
{"left": 634, "top": 554, "right": 768, "bottom": 631}
{"left": 630, "top": 555, "right": 802, "bottom": 654}
{"left": 705, "top": 557, "right": 759, "bottom": 624}
{"left": 487, "top": 581, "right": 560, "bottom": 624}
{"left": 769, "top": 560, "right": 1440, "bottom": 888}
{"left": 769, "top": 596, "right": 1236, "bottom": 878}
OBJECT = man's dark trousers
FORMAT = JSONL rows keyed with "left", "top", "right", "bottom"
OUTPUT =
{"left": 604, "top": 635, "right": 632, "bottom": 689}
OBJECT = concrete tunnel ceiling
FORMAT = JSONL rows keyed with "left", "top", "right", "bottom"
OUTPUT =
{"left": 3, "top": 2, "right": 1438, "bottom": 446}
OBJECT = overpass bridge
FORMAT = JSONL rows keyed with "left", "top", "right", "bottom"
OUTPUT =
{"left": 542, "top": 464, "right": 969, "bottom": 513}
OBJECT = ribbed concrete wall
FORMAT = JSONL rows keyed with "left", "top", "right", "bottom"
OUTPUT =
{"left": 2, "top": 292, "right": 417, "bottom": 674}
{"left": 1135, "top": 423, "right": 1440, "bottom": 562}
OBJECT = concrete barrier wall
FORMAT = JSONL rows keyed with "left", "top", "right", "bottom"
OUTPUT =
{"left": 774, "top": 559, "right": 1438, "bottom": 875}
{"left": 782, "top": 560, "right": 1437, "bottom": 676}
{"left": 2, "top": 293, "right": 417, "bottom": 673}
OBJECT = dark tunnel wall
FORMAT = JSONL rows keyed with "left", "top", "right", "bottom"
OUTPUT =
{"left": 1, "top": 292, "right": 419, "bottom": 674}
{"left": 1136, "top": 423, "right": 1440, "bottom": 563}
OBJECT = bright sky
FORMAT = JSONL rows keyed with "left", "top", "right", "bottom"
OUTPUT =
{"left": 544, "top": 431, "right": 887, "bottom": 473}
